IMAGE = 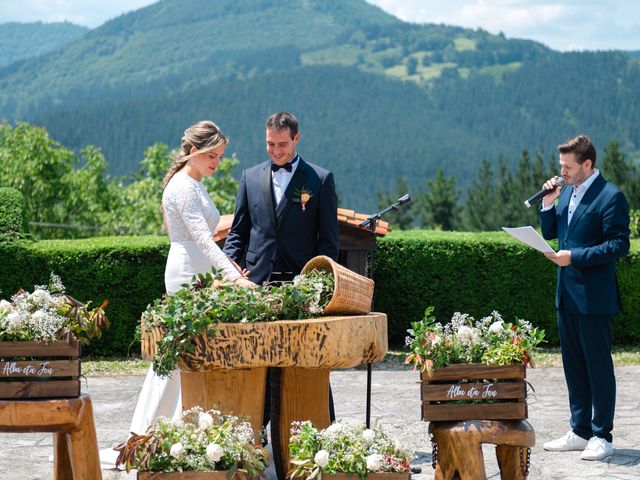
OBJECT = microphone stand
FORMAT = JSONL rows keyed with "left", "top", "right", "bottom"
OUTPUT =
{"left": 359, "top": 194, "right": 412, "bottom": 231}
{"left": 358, "top": 194, "right": 411, "bottom": 429}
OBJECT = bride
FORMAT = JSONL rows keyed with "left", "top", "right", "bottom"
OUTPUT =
{"left": 101, "top": 120, "right": 255, "bottom": 467}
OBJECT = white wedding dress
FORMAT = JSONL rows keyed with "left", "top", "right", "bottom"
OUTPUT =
{"left": 100, "top": 172, "right": 241, "bottom": 468}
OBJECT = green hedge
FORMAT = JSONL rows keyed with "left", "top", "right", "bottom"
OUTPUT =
{"left": 0, "top": 236, "right": 168, "bottom": 355}
{"left": 0, "top": 232, "right": 638, "bottom": 355}
{"left": 0, "top": 187, "right": 28, "bottom": 241}
{"left": 374, "top": 230, "right": 640, "bottom": 347}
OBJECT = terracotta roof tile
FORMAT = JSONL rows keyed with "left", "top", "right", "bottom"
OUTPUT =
{"left": 214, "top": 209, "right": 391, "bottom": 240}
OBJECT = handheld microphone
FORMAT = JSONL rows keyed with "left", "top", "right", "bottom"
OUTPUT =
{"left": 524, "top": 177, "right": 565, "bottom": 208}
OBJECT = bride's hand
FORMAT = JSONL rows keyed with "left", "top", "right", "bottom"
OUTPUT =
{"left": 234, "top": 276, "right": 256, "bottom": 289}
{"left": 241, "top": 268, "right": 250, "bottom": 279}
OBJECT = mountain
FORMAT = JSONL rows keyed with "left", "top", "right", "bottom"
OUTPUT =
{"left": 0, "top": 21, "right": 88, "bottom": 68}
{"left": 1, "top": 0, "right": 639, "bottom": 211}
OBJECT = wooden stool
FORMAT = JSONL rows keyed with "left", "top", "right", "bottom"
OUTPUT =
{"left": 429, "top": 420, "right": 535, "bottom": 480}
{"left": 0, "top": 394, "right": 102, "bottom": 480}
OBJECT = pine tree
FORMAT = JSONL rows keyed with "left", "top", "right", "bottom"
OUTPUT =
{"left": 418, "top": 168, "right": 461, "bottom": 230}
{"left": 375, "top": 177, "right": 415, "bottom": 230}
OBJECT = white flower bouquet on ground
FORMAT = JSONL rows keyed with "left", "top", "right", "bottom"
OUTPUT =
{"left": 115, "top": 406, "right": 269, "bottom": 478}
{"left": 288, "top": 421, "right": 412, "bottom": 479}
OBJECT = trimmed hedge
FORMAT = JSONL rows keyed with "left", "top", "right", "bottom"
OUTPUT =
{"left": 374, "top": 231, "right": 640, "bottom": 347}
{"left": 0, "top": 187, "right": 28, "bottom": 241}
{"left": 0, "top": 231, "right": 638, "bottom": 355}
{"left": 0, "top": 236, "right": 168, "bottom": 355}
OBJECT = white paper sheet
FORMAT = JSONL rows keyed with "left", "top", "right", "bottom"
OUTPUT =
{"left": 502, "top": 226, "right": 555, "bottom": 254}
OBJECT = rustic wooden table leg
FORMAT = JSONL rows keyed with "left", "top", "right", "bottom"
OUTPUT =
{"left": 180, "top": 368, "right": 267, "bottom": 444}
{"left": 271, "top": 367, "right": 331, "bottom": 479}
{"left": 496, "top": 445, "right": 528, "bottom": 480}
{"left": 65, "top": 396, "right": 102, "bottom": 480}
{"left": 53, "top": 432, "right": 74, "bottom": 480}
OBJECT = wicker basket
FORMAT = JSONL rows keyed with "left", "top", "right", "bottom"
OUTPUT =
{"left": 301, "top": 255, "right": 374, "bottom": 315}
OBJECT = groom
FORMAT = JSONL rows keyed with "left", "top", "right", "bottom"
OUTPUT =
{"left": 223, "top": 112, "right": 340, "bottom": 477}
{"left": 223, "top": 111, "right": 339, "bottom": 282}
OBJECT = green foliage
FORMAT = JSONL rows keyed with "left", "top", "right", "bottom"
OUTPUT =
{"left": 115, "top": 406, "right": 268, "bottom": 476}
{"left": 4, "top": 1, "right": 640, "bottom": 212}
{"left": 0, "top": 272, "right": 109, "bottom": 345}
{"left": 288, "top": 421, "right": 412, "bottom": 479}
{"left": 417, "top": 168, "right": 461, "bottom": 230}
{"left": 0, "top": 122, "right": 238, "bottom": 238}
{"left": 0, "top": 236, "right": 168, "bottom": 355}
{"left": 374, "top": 230, "right": 640, "bottom": 347}
{"left": 144, "top": 270, "right": 334, "bottom": 376}
{"left": 405, "top": 308, "right": 544, "bottom": 374}
{"left": 0, "top": 232, "right": 638, "bottom": 355}
{"left": 0, "top": 21, "right": 88, "bottom": 68}
{"left": 0, "top": 187, "right": 28, "bottom": 241}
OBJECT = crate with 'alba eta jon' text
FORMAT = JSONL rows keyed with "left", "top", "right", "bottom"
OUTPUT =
{"left": 421, "top": 363, "right": 527, "bottom": 421}
{"left": 0, "top": 339, "right": 80, "bottom": 399}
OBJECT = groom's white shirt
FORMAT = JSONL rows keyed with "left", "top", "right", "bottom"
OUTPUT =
{"left": 271, "top": 155, "right": 300, "bottom": 204}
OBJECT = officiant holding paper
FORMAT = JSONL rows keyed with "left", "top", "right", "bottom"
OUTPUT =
{"left": 537, "top": 135, "right": 629, "bottom": 461}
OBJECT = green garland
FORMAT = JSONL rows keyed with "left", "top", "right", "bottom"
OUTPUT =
{"left": 143, "top": 269, "right": 334, "bottom": 376}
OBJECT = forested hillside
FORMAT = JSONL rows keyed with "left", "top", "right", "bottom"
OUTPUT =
{"left": 0, "top": 22, "right": 88, "bottom": 68}
{"left": 1, "top": 0, "right": 639, "bottom": 211}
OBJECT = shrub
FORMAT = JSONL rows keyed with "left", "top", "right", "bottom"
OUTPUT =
{"left": 374, "top": 230, "right": 640, "bottom": 346}
{"left": 0, "top": 187, "right": 29, "bottom": 241}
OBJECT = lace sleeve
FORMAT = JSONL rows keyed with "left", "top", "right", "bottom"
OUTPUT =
{"left": 179, "top": 183, "right": 241, "bottom": 282}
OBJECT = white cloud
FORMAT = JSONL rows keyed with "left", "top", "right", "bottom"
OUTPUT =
{"left": 367, "top": 0, "right": 640, "bottom": 51}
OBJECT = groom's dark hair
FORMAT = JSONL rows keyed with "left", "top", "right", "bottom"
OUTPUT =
{"left": 265, "top": 112, "right": 299, "bottom": 139}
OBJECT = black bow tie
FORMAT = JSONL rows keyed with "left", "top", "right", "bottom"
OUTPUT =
{"left": 271, "top": 157, "right": 298, "bottom": 173}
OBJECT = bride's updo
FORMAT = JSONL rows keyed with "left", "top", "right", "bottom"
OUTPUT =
{"left": 162, "top": 120, "right": 229, "bottom": 188}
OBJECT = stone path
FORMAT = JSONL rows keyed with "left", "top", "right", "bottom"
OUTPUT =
{"left": 0, "top": 365, "right": 638, "bottom": 479}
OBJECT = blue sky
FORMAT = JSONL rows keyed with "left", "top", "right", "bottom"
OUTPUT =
{"left": 0, "top": 0, "right": 638, "bottom": 51}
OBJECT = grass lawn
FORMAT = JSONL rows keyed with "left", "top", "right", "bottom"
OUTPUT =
{"left": 82, "top": 346, "right": 640, "bottom": 376}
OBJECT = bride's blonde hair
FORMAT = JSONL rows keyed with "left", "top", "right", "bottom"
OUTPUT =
{"left": 162, "top": 120, "right": 229, "bottom": 188}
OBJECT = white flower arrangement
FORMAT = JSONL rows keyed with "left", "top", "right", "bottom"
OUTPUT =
{"left": 0, "top": 273, "right": 109, "bottom": 344}
{"left": 288, "top": 421, "right": 412, "bottom": 479}
{"left": 406, "top": 307, "right": 545, "bottom": 375}
{"left": 115, "top": 406, "right": 268, "bottom": 477}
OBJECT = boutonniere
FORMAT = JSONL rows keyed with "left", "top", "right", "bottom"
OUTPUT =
{"left": 293, "top": 187, "right": 313, "bottom": 212}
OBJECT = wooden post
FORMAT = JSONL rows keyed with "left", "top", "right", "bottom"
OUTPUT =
{"left": 277, "top": 367, "right": 331, "bottom": 471}
{"left": 0, "top": 395, "right": 102, "bottom": 480}
{"left": 180, "top": 368, "right": 267, "bottom": 444}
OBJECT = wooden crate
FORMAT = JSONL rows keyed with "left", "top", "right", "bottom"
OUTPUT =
{"left": 421, "top": 363, "right": 526, "bottom": 421}
{"left": 138, "top": 472, "right": 251, "bottom": 479}
{"left": 321, "top": 474, "right": 410, "bottom": 480}
{"left": 0, "top": 339, "right": 80, "bottom": 399}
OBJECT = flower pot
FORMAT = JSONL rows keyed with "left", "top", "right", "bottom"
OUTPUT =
{"left": 421, "top": 363, "right": 527, "bottom": 421}
{"left": 138, "top": 471, "right": 252, "bottom": 479}
{"left": 301, "top": 255, "right": 374, "bottom": 315}
{"left": 320, "top": 473, "right": 410, "bottom": 480}
{"left": 0, "top": 339, "right": 80, "bottom": 399}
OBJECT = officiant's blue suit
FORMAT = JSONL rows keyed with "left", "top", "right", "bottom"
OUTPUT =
{"left": 540, "top": 173, "right": 629, "bottom": 442}
{"left": 223, "top": 155, "right": 339, "bottom": 284}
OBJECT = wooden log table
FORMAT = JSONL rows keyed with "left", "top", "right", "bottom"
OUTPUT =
{"left": 0, "top": 394, "right": 102, "bottom": 480}
{"left": 429, "top": 420, "right": 535, "bottom": 480}
{"left": 143, "top": 313, "right": 387, "bottom": 480}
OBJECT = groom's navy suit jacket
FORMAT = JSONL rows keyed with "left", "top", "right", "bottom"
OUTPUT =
{"left": 540, "top": 173, "right": 630, "bottom": 316}
{"left": 223, "top": 156, "right": 339, "bottom": 284}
